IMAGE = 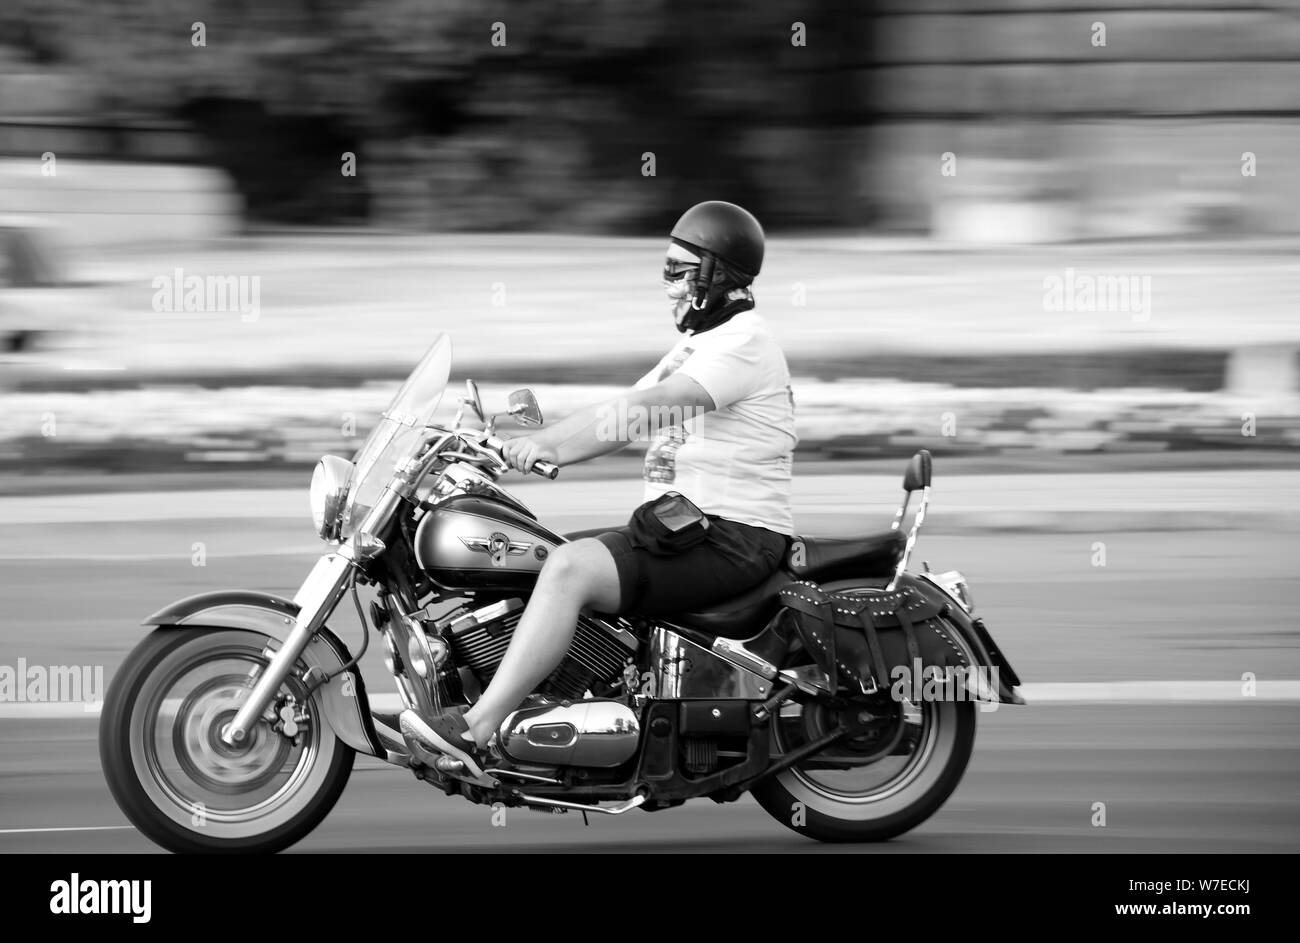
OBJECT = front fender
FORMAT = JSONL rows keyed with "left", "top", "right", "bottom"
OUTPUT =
{"left": 143, "top": 590, "right": 386, "bottom": 757}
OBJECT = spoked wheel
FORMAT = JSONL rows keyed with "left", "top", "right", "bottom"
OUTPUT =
{"left": 752, "top": 608, "right": 979, "bottom": 842}
{"left": 100, "top": 629, "right": 354, "bottom": 854}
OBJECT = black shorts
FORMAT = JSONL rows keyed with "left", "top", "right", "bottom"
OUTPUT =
{"left": 594, "top": 517, "right": 789, "bottom": 617}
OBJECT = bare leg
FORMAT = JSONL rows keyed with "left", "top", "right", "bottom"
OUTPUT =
{"left": 462, "top": 538, "right": 621, "bottom": 747}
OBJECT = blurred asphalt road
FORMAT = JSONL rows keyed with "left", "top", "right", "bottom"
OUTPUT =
{"left": 1, "top": 468, "right": 1297, "bottom": 852}
{"left": 3, "top": 705, "right": 1296, "bottom": 853}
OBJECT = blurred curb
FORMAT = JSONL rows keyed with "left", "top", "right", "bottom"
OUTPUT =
{"left": 930, "top": 510, "right": 1300, "bottom": 534}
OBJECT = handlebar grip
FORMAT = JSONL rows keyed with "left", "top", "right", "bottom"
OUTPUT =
{"left": 484, "top": 435, "right": 560, "bottom": 479}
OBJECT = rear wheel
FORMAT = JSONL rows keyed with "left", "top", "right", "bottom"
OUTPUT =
{"left": 752, "top": 590, "right": 979, "bottom": 843}
{"left": 100, "top": 628, "right": 354, "bottom": 854}
{"left": 752, "top": 690, "right": 975, "bottom": 842}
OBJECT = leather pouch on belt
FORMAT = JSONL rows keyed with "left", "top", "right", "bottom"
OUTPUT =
{"left": 627, "top": 491, "right": 711, "bottom": 555}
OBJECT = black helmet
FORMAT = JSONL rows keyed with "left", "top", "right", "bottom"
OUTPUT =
{"left": 671, "top": 201, "right": 765, "bottom": 279}
{"left": 667, "top": 201, "right": 765, "bottom": 333}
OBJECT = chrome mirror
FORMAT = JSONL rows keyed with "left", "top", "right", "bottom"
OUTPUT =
{"left": 461, "top": 379, "right": 486, "bottom": 423}
{"left": 507, "top": 389, "right": 543, "bottom": 426}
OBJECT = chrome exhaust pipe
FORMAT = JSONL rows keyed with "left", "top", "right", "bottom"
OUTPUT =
{"left": 515, "top": 793, "right": 647, "bottom": 816}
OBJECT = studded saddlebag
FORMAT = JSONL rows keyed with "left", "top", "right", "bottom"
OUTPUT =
{"left": 776, "top": 580, "right": 968, "bottom": 696}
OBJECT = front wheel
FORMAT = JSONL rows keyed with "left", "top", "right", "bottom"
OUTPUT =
{"left": 100, "top": 628, "right": 354, "bottom": 854}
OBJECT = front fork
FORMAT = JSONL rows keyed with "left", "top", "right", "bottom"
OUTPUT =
{"left": 222, "top": 484, "right": 406, "bottom": 746}
{"left": 222, "top": 552, "right": 357, "bottom": 745}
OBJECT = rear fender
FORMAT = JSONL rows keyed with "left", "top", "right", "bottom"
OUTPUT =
{"left": 142, "top": 590, "right": 386, "bottom": 757}
{"left": 821, "top": 575, "right": 1025, "bottom": 705}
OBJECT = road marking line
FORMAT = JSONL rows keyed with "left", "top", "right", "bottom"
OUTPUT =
{"left": 0, "top": 826, "right": 134, "bottom": 835}
{"left": 369, "top": 684, "right": 1300, "bottom": 712}
{"left": 0, "top": 702, "right": 101, "bottom": 718}
{"left": 0, "top": 547, "right": 319, "bottom": 562}
{"left": 1019, "top": 681, "right": 1300, "bottom": 703}
{"left": 2, "top": 682, "right": 1297, "bottom": 720}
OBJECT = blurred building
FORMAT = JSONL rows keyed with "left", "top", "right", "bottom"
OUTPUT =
{"left": 1, "top": 0, "right": 1296, "bottom": 241}
{"left": 867, "top": 1, "right": 1300, "bottom": 241}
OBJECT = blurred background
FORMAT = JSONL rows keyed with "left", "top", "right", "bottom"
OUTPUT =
{"left": 1, "top": 0, "right": 1298, "bottom": 851}
{"left": 1, "top": 0, "right": 1298, "bottom": 472}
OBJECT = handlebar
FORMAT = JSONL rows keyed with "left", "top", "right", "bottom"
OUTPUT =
{"left": 484, "top": 435, "right": 560, "bottom": 480}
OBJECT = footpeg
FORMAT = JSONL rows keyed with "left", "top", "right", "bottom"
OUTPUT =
{"left": 406, "top": 737, "right": 497, "bottom": 787}
{"left": 399, "top": 713, "right": 497, "bottom": 787}
{"left": 432, "top": 755, "right": 466, "bottom": 774}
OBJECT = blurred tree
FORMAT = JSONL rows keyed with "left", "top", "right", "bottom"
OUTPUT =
{"left": 0, "top": 0, "right": 883, "bottom": 230}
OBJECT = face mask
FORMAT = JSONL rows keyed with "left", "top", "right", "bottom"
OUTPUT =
{"left": 663, "top": 242, "right": 702, "bottom": 329}
{"left": 664, "top": 274, "right": 695, "bottom": 327}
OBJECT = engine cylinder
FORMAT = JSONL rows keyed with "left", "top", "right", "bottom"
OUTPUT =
{"left": 438, "top": 598, "right": 638, "bottom": 700}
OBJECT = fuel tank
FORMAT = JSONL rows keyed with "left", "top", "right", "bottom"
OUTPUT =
{"left": 415, "top": 494, "right": 565, "bottom": 592}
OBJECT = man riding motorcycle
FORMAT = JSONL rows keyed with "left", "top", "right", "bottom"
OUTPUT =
{"left": 401, "top": 201, "right": 797, "bottom": 776}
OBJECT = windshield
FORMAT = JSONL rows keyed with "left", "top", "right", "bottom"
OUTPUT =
{"left": 340, "top": 334, "right": 452, "bottom": 537}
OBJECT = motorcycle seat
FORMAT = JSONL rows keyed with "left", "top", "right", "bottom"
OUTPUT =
{"left": 669, "top": 569, "right": 792, "bottom": 639}
{"left": 673, "top": 531, "right": 905, "bottom": 639}
{"left": 786, "top": 531, "right": 905, "bottom": 584}
{"left": 563, "top": 527, "right": 904, "bottom": 639}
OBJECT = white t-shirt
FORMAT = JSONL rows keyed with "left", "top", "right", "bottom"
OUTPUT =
{"left": 635, "top": 310, "right": 797, "bottom": 535}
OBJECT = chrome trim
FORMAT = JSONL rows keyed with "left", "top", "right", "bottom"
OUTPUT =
{"left": 711, "top": 637, "right": 779, "bottom": 680}
{"left": 225, "top": 552, "right": 355, "bottom": 745}
{"left": 778, "top": 664, "right": 834, "bottom": 696}
{"left": 515, "top": 793, "right": 647, "bottom": 816}
{"left": 350, "top": 533, "right": 387, "bottom": 562}
{"left": 889, "top": 490, "right": 911, "bottom": 532}
{"left": 920, "top": 570, "right": 975, "bottom": 614}
{"left": 459, "top": 533, "right": 531, "bottom": 564}
{"left": 432, "top": 755, "right": 466, "bottom": 775}
{"left": 451, "top": 598, "right": 524, "bottom": 629}
{"left": 162, "top": 603, "right": 295, "bottom": 635}
{"left": 498, "top": 700, "right": 641, "bottom": 768}
{"left": 310, "top": 455, "right": 352, "bottom": 541}
{"left": 422, "top": 461, "right": 536, "bottom": 517}
{"left": 490, "top": 769, "right": 563, "bottom": 784}
{"left": 651, "top": 628, "right": 771, "bottom": 699}
{"left": 383, "top": 599, "right": 444, "bottom": 719}
{"left": 588, "top": 616, "right": 639, "bottom": 650}
{"left": 887, "top": 484, "right": 930, "bottom": 592}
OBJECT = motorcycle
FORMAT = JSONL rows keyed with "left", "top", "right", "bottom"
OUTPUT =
{"left": 100, "top": 333, "right": 1023, "bottom": 852}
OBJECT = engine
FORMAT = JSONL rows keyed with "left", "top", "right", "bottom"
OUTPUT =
{"left": 434, "top": 598, "right": 638, "bottom": 700}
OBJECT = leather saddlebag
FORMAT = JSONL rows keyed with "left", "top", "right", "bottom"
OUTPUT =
{"left": 776, "top": 580, "right": 971, "bottom": 696}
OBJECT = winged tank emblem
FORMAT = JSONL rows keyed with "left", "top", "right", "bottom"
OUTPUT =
{"left": 461, "top": 531, "right": 532, "bottom": 568}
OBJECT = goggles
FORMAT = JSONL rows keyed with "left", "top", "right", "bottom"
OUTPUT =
{"left": 663, "top": 259, "right": 700, "bottom": 282}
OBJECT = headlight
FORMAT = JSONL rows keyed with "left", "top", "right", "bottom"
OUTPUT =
{"left": 930, "top": 570, "right": 974, "bottom": 614}
{"left": 310, "top": 455, "right": 353, "bottom": 541}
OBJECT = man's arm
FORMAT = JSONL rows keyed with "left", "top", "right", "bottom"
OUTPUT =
{"left": 502, "top": 373, "right": 716, "bottom": 472}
